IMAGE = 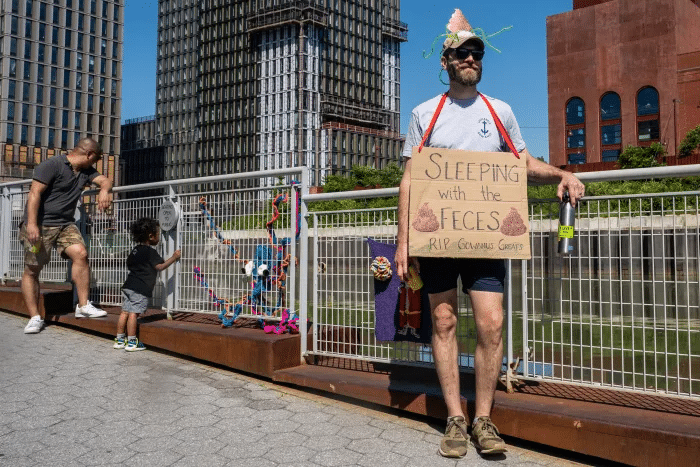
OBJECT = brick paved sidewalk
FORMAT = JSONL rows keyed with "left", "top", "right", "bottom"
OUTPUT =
{"left": 0, "top": 312, "right": 598, "bottom": 466}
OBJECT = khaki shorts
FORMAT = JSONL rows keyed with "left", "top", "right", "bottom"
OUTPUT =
{"left": 19, "top": 223, "right": 86, "bottom": 268}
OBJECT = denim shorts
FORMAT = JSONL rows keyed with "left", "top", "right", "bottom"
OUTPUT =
{"left": 417, "top": 257, "right": 505, "bottom": 294}
{"left": 122, "top": 289, "right": 148, "bottom": 314}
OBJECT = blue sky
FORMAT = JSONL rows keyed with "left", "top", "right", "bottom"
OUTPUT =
{"left": 121, "top": 1, "right": 571, "bottom": 160}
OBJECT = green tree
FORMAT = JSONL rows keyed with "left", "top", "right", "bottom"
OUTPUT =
{"left": 351, "top": 165, "right": 382, "bottom": 188}
{"left": 376, "top": 162, "right": 404, "bottom": 187}
{"left": 617, "top": 142, "right": 666, "bottom": 169}
{"left": 322, "top": 173, "right": 358, "bottom": 193}
{"left": 322, "top": 163, "right": 404, "bottom": 193}
{"left": 678, "top": 124, "right": 700, "bottom": 159}
{"left": 309, "top": 164, "right": 404, "bottom": 216}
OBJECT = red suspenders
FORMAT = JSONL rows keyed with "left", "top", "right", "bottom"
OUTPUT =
{"left": 416, "top": 92, "right": 521, "bottom": 159}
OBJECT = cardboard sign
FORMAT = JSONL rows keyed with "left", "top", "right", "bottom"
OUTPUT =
{"left": 408, "top": 147, "right": 531, "bottom": 260}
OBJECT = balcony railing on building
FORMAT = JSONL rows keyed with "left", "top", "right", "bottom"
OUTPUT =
{"left": 320, "top": 94, "right": 390, "bottom": 128}
{"left": 123, "top": 115, "right": 156, "bottom": 125}
{"left": 247, "top": 0, "right": 329, "bottom": 33}
{"left": 382, "top": 18, "right": 408, "bottom": 42}
{"left": 121, "top": 139, "right": 158, "bottom": 151}
{"left": 321, "top": 121, "right": 403, "bottom": 141}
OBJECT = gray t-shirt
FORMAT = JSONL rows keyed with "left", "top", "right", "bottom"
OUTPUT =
{"left": 24, "top": 154, "right": 99, "bottom": 226}
{"left": 402, "top": 93, "right": 526, "bottom": 158}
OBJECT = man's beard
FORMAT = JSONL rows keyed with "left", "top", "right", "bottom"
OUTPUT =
{"left": 446, "top": 61, "right": 482, "bottom": 87}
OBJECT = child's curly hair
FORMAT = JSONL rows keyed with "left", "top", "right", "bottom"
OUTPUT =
{"left": 130, "top": 217, "right": 160, "bottom": 244}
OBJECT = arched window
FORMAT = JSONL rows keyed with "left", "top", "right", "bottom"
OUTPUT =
{"left": 600, "top": 92, "right": 621, "bottom": 162}
{"left": 637, "top": 86, "right": 659, "bottom": 144}
{"left": 565, "top": 97, "right": 585, "bottom": 165}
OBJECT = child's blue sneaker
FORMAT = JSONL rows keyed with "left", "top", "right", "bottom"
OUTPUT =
{"left": 125, "top": 338, "right": 146, "bottom": 352}
{"left": 113, "top": 337, "right": 125, "bottom": 349}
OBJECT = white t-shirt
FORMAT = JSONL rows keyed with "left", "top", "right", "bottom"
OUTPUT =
{"left": 402, "top": 93, "right": 526, "bottom": 158}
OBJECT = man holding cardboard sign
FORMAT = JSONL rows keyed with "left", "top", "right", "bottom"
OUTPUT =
{"left": 395, "top": 9, "right": 585, "bottom": 459}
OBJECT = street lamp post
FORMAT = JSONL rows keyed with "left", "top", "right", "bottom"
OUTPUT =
{"left": 673, "top": 98, "right": 679, "bottom": 157}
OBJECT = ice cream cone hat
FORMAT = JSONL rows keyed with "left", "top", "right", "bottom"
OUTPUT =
{"left": 423, "top": 8, "right": 512, "bottom": 59}
{"left": 442, "top": 9, "right": 484, "bottom": 52}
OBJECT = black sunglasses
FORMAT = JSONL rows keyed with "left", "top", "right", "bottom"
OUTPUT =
{"left": 452, "top": 48, "right": 485, "bottom": 61}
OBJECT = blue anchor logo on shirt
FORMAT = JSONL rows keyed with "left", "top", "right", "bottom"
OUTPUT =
{"left": 478, "top": 118, "right": 492, "bottom": 138}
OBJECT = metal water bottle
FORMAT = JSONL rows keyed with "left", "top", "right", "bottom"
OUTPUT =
{"left": 557, "top": 192, "right": 576, "bottom": 255}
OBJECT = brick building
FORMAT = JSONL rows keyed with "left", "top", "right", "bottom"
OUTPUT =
{"left": 547, "top": 0, "right": 700, "bottom": 171}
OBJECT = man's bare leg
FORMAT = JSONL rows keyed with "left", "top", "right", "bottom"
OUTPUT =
{"left": 429, "top": 288, "right": 463, "bottom": 417}
{"left": 468, "top": 289, "right": 507, "bottom": 454}
{"left": 470, "top": 290, "right": 504, "bottom": 418}
{"left": 64, "top": 244, "right": 90, "bottom": 307}
{"left": 430, "top": 288, "right": 470, "bottom": 458}
{"left": 21, "top": 265, "right": 42, "bottom": 318}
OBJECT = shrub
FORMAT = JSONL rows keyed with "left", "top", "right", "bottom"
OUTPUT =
{"left": 617, "top": 142, "right": 666, "bottom": 169}
{"left": 322, "top": 163, "right": 404, "bottom": 193}
{"left": 678, "top": 124, "right": 700, "bottom": 159}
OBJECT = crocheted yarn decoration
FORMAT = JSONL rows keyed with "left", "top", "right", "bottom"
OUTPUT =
{"left": 447, "top": 8, "right": 472, "bottom": 33}
{"left": 370, "top": 256, "right": 393, "bottom": 281}
{"left": 194, "top": 182, "right": 301, "bottom": 329}
{"left": 263, "top": 309, "right": 299, "bottom": 335}
{"left": 243, "top": 260, "right": 254, "bottom": 277}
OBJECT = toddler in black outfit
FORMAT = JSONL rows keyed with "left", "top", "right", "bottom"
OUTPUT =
{"left": 114, "top": 217, "right": 181, "bottom": 351}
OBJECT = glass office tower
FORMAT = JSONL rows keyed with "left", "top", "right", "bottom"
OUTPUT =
{"left": 0, "top": 0, "right": 123, "bottom": 182}
{"left": 156, "top": 0, "right": 406, "bottom": 187}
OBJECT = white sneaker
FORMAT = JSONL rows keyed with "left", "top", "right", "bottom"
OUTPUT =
{"left": 75, "top": 301, "right": 107, "bottom": 318}
{"left": 24, "top": 316, "right": 44, "bottom": 334}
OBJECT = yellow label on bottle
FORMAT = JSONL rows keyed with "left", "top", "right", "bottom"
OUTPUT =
{"left": 406, "top": 265, "right": 423, "bottom": 291}
{"left": 558, "top": 225, "right": 574, "bottom": 239}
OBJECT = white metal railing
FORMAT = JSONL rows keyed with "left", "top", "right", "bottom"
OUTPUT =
{"left": 1, "top": 181, "right": 71, "bottom": 283}
{"left": 525, "top": 190, "right": 700, "bottom": 397}
{"left": 2, "top": 164, "right": 699, "bottom": 400}
{"left": 0, "top": 168, "right": 309, "bottom": 329}
{"left": 302, "top": 165, "right": 700, "bottom": 399}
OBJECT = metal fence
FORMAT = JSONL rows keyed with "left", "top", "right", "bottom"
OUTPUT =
{"left": 306, "top": 206, "right": 438, "bottom": 365}
{"left": 1, "top": 164, "right": 699, "bottom": 399}
{"left": 0, "top": 168, "right": 308, "bottom": 325}
{"left": 303, "top": 165, "right": 700, "bottom": 399}
{"left": 1, "top": 181, "right": 71, "bottom": 283}
{"left": 527, "top": 191, "right": 700, "bottom": 396}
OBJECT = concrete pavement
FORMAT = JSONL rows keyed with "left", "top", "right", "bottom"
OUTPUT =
{"left": 0, "top": 312, "right": 601, "bottom": 466}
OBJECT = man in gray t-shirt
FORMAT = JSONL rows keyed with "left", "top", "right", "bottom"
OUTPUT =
{"left": 19, "top": 138, "right": 113, "bottom": 334}
{"left": 395, "top": 9, "right": 586, "bottom": 460}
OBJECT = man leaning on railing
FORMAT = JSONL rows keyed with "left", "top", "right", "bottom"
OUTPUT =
{"left": 20, "top": 137, "right": 113, "bottom": 334}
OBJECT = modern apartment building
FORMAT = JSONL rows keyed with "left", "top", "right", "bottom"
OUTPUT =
{"left": 120, "top": 115, "right": 164, "bottom": 190}
{"left": 547, "top": 0, "right": 700, "bottom": 171}
{"left": 0, "top": 0, "right": 123, "bottom": 182}
{"left": 155, "top": 0, "right": 406, "bottom": 187}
